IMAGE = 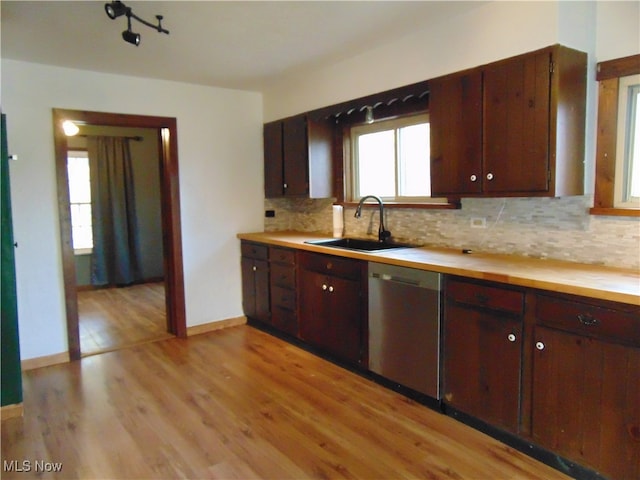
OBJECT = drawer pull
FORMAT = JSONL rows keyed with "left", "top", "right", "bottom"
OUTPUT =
{"left": 507, "top": 333, "right": 516, "bottom": 342}
{"left": 535, "top": 341, "right": 545, "bottom": 351}
{"left": 322, "top": 284, "right": 327, "bottom": 291}
{"left": 252, "top": 266, "right": 257, "bottom": 272}
{"left": 328, "top": 286, "right": 334, "bottom": 293}
{"left": 475, "top": 293, "right": 489, "bottom": 304}
{"left": 578, "top": 313, "right": 599, "bottom": 326}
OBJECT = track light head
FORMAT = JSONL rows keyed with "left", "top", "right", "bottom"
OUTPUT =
{"left": 105, "top": 1, "right": 127, "bottom": 20}
{"left": 122, "top": 29, "right": 140, "bottom": 46}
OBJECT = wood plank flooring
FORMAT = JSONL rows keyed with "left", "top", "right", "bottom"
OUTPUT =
{"left": 1, "top": 325, "right": 570, "bottom": 479}
{"left": 78, "top": 282, "right": 172, "bottom": 355}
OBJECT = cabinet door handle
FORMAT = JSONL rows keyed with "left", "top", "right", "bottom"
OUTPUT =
{"left": 322, "top": 284, "right": 327, "bottom": 291}
{"left": 535, "top": 341, "right": 545, "bottom": 351}
{"left": 507, "top": 333, "right": 516, "bottom": 342}
{"left": 283, "top": 183, "right": 288, "bottom": 189}
{"left": 475, "top": 293, "right": 489, "bottom": 304}
{"left": 486, "top": 172, "right": 494, "bottom": 181}
{"left": 470, "top": 174, "right": 477, "bottom": 182}
{"left": 252, "top": 266, "right": 257, "bottom": 272}
{"left": 328, "top": 285, "right": 334, "bottom": 293}
{"left": 577, "top": 313, "right": 599, "bottom": 326}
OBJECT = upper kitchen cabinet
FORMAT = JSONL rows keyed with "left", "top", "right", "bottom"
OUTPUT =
{"left": 264, "top": 114, "right": 333, "bottom": 199}
{"left": 431, "top": 45, "right": 587, "bottom": 198}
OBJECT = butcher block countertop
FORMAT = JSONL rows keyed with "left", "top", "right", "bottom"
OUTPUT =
{"left": 237, "top": 231, "right": 640, "bottom": 306}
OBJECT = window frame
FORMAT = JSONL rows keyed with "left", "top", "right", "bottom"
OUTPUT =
{"left": 591, "top": 53, "right": 640, "bottom": 217}
{"left": 613, "top": 75, "right": 640, "bottom": 208}
{"left": 66, "top": 149, "right": 94, "bottom": 254}
{"left": 346, "top": 113, "right": 449, "bottom": 206}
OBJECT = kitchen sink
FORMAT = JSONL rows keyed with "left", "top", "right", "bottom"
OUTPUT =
{"left": 305, "top": 237, "right": 416, "bottom": 252}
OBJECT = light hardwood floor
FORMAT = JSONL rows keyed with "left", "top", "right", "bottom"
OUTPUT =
{"left": 1, "top": 325, "right": 570, "bottom": 479}
{"left": 78, "top": 282, "right": 172, "bottom": 355}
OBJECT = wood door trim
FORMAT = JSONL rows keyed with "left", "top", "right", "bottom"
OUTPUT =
{"left": 52, "top": 109, "right": 186, "bottom": 360}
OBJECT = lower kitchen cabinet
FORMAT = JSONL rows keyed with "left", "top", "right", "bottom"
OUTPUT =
{"left": 298, "top": 251, "right": 366, "bottom": 365}
{"left": 443, "top": 277, "right": 525, "bottom": 433}
{"left": 530, "top": 293, "right": 640, "bottom": 480}
{"left": 269, "top": 246, "right": 298, "bottom": 336}
{"left": 240, "top": 241, "right": 270, "bottom": 324}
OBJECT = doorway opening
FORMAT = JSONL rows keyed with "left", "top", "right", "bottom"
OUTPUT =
{"left": 53, "top": 109, "right": 186, "bottom": 360}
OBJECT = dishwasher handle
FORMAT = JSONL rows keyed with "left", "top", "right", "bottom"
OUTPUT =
{"left": 371, "top": 272, "right": 421, "bottom": 287}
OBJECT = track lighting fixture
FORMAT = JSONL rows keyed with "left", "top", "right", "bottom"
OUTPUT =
{"left": 104, "top": 1, "right": 169, "bottom": 46}
{"left": 122, "top": 13, "right": 140, "bottom": 46}
{"left": 104, "top": 0, "right": 127, "bottom": 19}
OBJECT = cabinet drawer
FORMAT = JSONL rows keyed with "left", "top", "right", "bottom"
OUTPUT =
{"left": 272, "top": 306, "right": 298, "bottom": 336}
{"left": 298, "top": 252, "right": 363, "bottom": 280}
{"left": 241, "top": 242, "right": 268, "bottom": 260}
{"left": 536, "top": 294, "right": 640, "bottom": 346}
{"left": 447, "top": 278, "right": 524, "bottom": 316}
{"left": 271, "top": 285, "right": 296, "bottom": 311}
{"left": 270, "top": 247, "right": 295, "bottom": 265}
{"left": 271, "top": 263, "right": 295, "bottom": 289}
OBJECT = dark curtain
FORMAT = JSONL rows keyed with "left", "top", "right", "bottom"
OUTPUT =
{"left": 88, "top": 136, "right": 141, "bottom": 286}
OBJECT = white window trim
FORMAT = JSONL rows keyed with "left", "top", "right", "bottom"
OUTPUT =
{"left": 614, "top": 74, "right": 640, "bottom": 209}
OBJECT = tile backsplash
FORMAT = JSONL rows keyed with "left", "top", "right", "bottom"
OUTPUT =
{"left": 264, "top": 196, "right": 640, "bottom": 270}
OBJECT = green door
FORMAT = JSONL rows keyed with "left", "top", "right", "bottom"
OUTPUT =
{"left": 1, "top": 113, "right": 23, "bottom": 407}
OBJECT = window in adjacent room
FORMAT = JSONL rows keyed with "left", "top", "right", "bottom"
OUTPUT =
{"left": 348, "top": 113, "right": 443, "bottom": 203}
{"left": 614, "top": 74, "right": 640, "bottom": 208}
{"left": 67, "top": 150, "right": 93, "bottom": 253}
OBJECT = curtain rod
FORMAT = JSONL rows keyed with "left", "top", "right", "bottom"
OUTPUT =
{"left": 78, "top": 134, "right": 143, "bottom": 141}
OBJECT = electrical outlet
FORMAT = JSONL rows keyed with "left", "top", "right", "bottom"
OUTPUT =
{"left": 265, "top": 210, "right": 275, "bottom": 218}
{"left": 470, "top": 217, "right": 487, "bottom": 228}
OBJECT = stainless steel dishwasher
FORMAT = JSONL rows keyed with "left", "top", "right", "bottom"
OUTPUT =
{"left": 368, "top": 262, "right": 441, "bottom": 399}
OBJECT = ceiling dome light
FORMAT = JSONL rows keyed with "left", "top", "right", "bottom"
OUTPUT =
{"left": 62, "top": 120, "right": 79, "bottom": 136}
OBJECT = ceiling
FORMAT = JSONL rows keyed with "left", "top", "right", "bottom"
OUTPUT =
{"left": 1, "top": 1, "right": 482, "bottom": 92}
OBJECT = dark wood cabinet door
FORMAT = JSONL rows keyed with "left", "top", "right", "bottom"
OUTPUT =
{"left": 483, "top": 51, "right": 551, "bottom": 194}
{"left": 532, "top": 326, "right": 640, "bottom": 479}
{"left": 444, "top": 304, "right": 522, "bottom": 432}
{"left": 240, "top": 257, "right": 270, "bottom": 323}
{"left": 298, "top": 262, "right": 363, "bottom": 365}
{"left": 282, "top": 115, "right": 308, "bottom": 196}
{"left": 298, "top": 269, "right": 331, "bottom": 348}
{"left": 430, "top": 70, "right": 483, "bottom": 196}
{"left": 264, "top": 121, "right": 284, "bottom": 198}
{"left": 240, "top": 257, "right": 258, "bottom": 318}
{"left": 326, "top": 275, "right": 362, "bottom": 364}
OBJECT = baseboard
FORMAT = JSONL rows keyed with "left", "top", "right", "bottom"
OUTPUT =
{"left": 21, "top": 351, "right": 70, "bottom": 371}
{"left": 1, "top": 403, "right": 23, "bottom": 421}
{"left": 187, "top": 316, "right": 247, "bottom": 337}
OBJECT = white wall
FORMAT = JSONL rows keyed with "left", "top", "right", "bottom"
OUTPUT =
{"left": 1, "top": 60, "right": 264, "bottom": 360}
{"left": 263, "top": 1, "right": 563, "bottom": 121}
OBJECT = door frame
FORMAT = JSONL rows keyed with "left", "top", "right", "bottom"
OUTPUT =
{"left": 52, "top": 109, "right": 186, "bottom": 360}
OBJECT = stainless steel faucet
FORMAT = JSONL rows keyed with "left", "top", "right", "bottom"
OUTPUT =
{"left": 354, "top": 195, "right": 391, "bottom": 243}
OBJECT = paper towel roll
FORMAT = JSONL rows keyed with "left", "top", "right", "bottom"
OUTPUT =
{"left": 332, "top": 205, "right": 344, "bottom": 238}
